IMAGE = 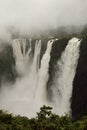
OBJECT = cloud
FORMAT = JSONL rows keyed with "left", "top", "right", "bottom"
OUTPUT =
{"left": 0, "top": 0, "right": 87, "bottom": 40}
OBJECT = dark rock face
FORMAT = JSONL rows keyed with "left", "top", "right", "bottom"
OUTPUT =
{"left": 48, "top": 37, "right": 87, "bottom": 119}
{"left": 47, "top": 38, "right": 68, "bottom": 99}
{"left": 0, "top": 44, "right": 16, "bottom": 85}
{"left": 72, "top": 38, "right": 87, "bottom": 119}
{"left": 37, "top": 37, "right": 87, "bottom": 119}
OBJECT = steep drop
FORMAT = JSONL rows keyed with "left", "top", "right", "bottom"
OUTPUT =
{"left": 52, "top": 37, "right": 81, "bottom": 116}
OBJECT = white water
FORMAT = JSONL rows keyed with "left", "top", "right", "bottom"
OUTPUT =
{"left": 0, "top": 37, "right": 81, "bottom": 117}
{"left": 0, "top": 39, "right": 54, "bottom": 117}
{"left": 12, "top": 39, "right": 32, "bottom": 75}
{"left": 35, "top": 40, "right": 54, "bottom": 105}
{"left": 28, "top": 40, "right": 41, "bottom": 99}
{"left": 52, "top": 37, "right": 81, "bottom": 116}
{"left": 12, "top": 39, "right": 24, "bottom": 74}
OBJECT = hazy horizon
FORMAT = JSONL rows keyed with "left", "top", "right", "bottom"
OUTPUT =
{"left": 0, "top": 0, "right": 87, "bottom": 41}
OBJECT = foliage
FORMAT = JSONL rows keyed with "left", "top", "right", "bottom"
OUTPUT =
{"left": 0, "top": 106, "right": 87, "bottom": 130}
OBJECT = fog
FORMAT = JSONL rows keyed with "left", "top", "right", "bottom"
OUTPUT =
{"left": 0, "top": 0, "right": 87, "bottom": 40}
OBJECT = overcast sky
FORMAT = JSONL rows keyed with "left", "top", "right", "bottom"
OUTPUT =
{"left": 0, "top": 0, "right": 87, "bottom": 40}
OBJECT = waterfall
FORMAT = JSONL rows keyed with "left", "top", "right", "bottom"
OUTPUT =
{"left": 12, "top": 39, "right": 24, "bottom": 74}
{"left": 25, "top": 39, "right": 32, "bottom": 58}
{"left": 22, "top": 39, "right": 26, "bottom": 57}
{"left": 52, "top": 37, "right": 81, "bottom": 116}
{"left": 0, "top": 39, "right": 42, "bottom": 117}
{"left": 35, "top": 40, "right": 54, "bottom": 106}
{"left": 21, "top": 38, "right": 32, "bottom": 63}
{"left": 32, "top": 40, "right": 41, "bottom": 72}
{"left": 0, "top": 37, "right": 81, "bottom": 118}
{"left": 28, "top": 40, "right": 41, "bottom": 98}
{"left": 12, "top": 39, "right": 32, "bottom": 75}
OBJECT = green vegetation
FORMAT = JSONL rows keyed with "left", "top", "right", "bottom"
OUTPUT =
{"left": 0, "top": 106, "right": 87, "bottom": 130}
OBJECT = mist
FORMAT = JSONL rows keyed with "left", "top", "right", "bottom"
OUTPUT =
{"left": 0, "top": 0, "right": 87, "bottom": 40}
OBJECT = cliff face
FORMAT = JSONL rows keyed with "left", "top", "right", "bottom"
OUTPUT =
{"left": 51, "top": 37, "right": 87, "bottom": 119}
{"left": 72, "top": 38, "right": 87, "bottom": 119}
{"left": 48, "top": 37, "right": 87, "bottom": 119}
{"left": 0, "top": 44, "right": 16, "bottom": 85}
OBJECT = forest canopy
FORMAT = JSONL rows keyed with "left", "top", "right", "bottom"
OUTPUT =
{"left": 0, "top": 105, "right": 87, "bottom": 130}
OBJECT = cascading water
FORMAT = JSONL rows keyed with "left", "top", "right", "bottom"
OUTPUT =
{"left": 0, "top": 39, "right": 42, "bottom": 117}
{"left": 52, "top": 37, "right": 81, "bottom": 116}
{"left": 35, "top": 40, "right": 54, "bottom": 106}
{"left": 32, "top": 40, "right": 41, "bottom": 72}
{"left": 12, "top": 39, "right": 32, "bottom": 75}
{"left": 28, "top": 40, "right": 41, "bottom": 99}
{"left": 22, "top": 39, "right": 26, "bottom": 57}
{"left": 25, "top": 39, "right": 32, "bottom": 60}
{"left": 12, "top": 39, "right": 24, "bottom": 74}
{"left": 21, "top": 38, "right": 32, "bottom": 63}
{"left": 0, "top": 37, "right": 81, "bottom": 118}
